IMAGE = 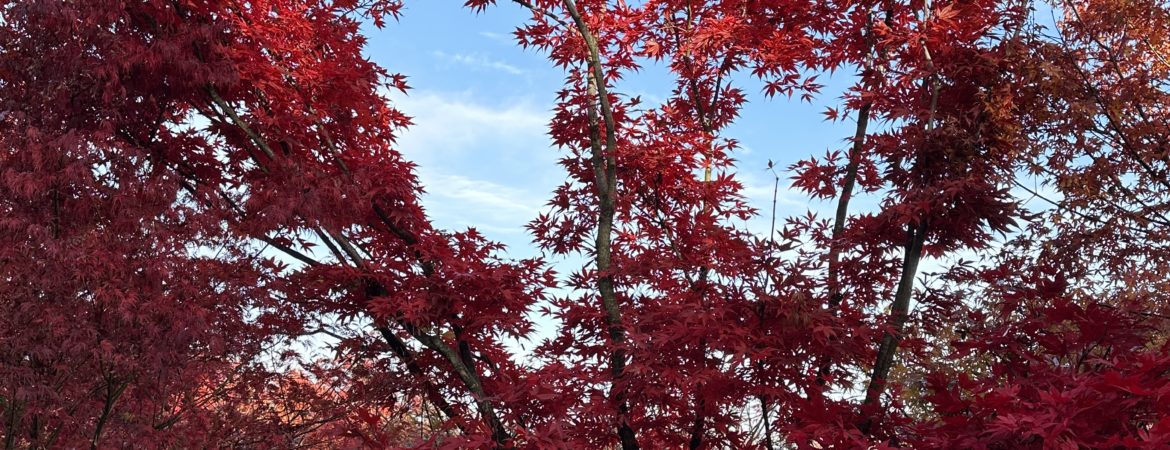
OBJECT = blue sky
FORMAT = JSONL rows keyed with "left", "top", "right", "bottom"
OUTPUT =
{"left": 360, "top": 2, "right": 863, "bottom": 260}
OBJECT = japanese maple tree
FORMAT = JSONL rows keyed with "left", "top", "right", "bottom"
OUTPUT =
{"left": 3, "top": 0, "right": 1170, "bottom": 448}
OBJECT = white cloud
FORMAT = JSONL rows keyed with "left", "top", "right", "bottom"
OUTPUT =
{"left": 417, "top": 171, "right": 545, "bottom": 237}
{"left": 735, "top": 143, "right": 754, "bottom": 156}
{"left": 478, "top": 31, "right": 513, "bottom": 44}
{"left": 385, "top": 89, "right": 559, "bottom": 255}
{"left": 732, "top": 165, "right": 837, "bottom": 238}
{"left": 389, "top": 89, "right": 549, "bottom": 161}
{"left": 737, "top": 167, "right": 811, "bottom": 208}
{"left": 431, "top": 50, "right": 525, "bottom": 75}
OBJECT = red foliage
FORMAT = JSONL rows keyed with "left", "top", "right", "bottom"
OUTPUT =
{"left": 2, "top": 0, "right": 1169, "bottom": 448}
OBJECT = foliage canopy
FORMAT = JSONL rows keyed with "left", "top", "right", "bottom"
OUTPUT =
{"left": 2, "top": 0, "right": 1170, "bottom": 448}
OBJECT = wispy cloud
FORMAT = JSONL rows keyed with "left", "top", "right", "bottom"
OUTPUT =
{"left": 478, "top": 31, "right": 513, "bottom": 44}
{"left": 387, "top": 90, "right": 550, "bottom": 161}
{"left": 432, "top": 50, "right": 525, "bottom": 75}
{"left": 385, "top": 89, "right": 558, "bottom": 253}
{"left": 734, "top": 166, "right": 820, "bottom": 237}
{"left": 418, "top": 172, "right": 544, "bottom": 236}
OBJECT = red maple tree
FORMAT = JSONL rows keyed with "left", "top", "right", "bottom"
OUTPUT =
{"left": 2, "top": 0, "right": 1169, "bottom": 448}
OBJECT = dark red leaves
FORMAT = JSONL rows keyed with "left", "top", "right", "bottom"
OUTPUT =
{"left": 4, "top": 0, "right": 1170, "bottom": 448}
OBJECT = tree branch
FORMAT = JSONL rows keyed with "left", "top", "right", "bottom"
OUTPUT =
{"left": 561, "top": 0, "right": 639, "bottom": 447}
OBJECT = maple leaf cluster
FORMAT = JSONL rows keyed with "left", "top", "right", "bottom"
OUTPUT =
{"left": 2, "top": 0, "right": 1170, "bottom": 448}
